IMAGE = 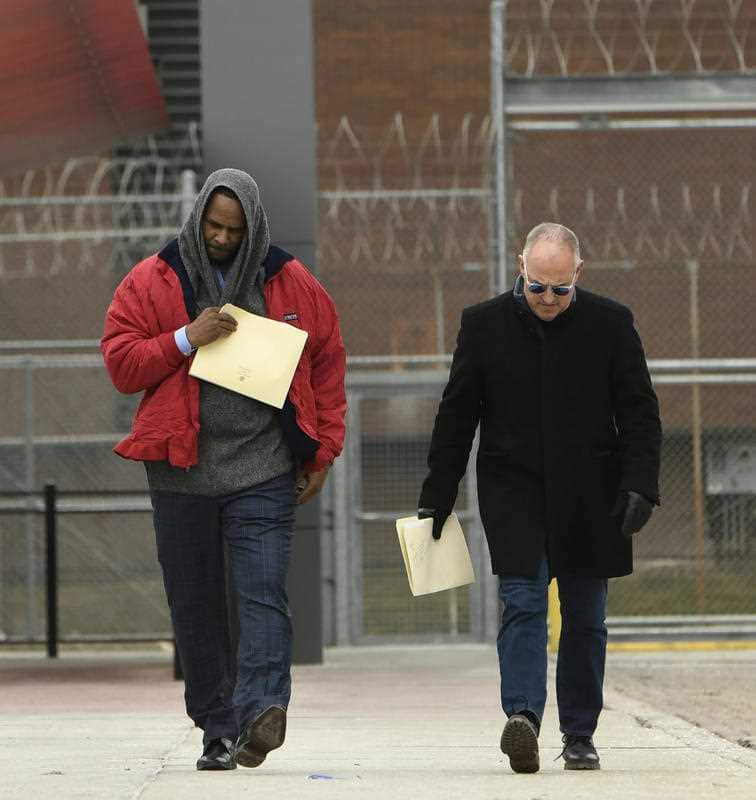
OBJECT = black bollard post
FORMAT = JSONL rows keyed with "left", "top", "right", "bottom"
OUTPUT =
{"left": 44, "top": 483, "right": 58, "bottom": 658}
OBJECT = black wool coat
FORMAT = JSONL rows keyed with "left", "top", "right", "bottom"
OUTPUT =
{"left": 419, "top": 285, "right": 662, "bottom": 579}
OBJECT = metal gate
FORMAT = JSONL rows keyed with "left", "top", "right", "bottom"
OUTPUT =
{"left": 323, "top": 361, "right": 756, "bottom": 646}
{"left": 324, "top": 369, "right": 500, "bottom": 646}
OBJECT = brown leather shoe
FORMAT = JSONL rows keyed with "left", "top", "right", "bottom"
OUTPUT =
{"left": 500, "top": 714, "right": 540, "bottom": 773}
{"left": 235, "top": 705, "right": 287, "bottom": 768}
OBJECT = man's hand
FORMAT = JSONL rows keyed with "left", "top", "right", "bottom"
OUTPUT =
{"left": 186, "top": 307, "right": 238, "bottom": 348}
{"left": 612, "top": 490, "right": 654, "bottom": 538}
{"left": 418, "top": 507, "right": 452, "bottom": 540}
{"left": 296, "top": 465, "right": 330, "bottom": 505}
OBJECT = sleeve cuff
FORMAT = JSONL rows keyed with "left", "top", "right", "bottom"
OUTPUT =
{"left": 174, "top": 326, "right": 195, "bottom": 356}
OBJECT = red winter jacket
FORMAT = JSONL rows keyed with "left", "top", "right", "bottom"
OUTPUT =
{"left": 101, "top": 240, "right": 346, "bottom": 472}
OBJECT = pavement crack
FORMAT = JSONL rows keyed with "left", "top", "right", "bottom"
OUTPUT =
{"left": 131, "top": 723, "right": 194, "bottom": 800}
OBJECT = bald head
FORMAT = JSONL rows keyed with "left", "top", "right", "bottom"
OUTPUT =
{"left": 522, "top": 222, "right": 581, "bottom": 267}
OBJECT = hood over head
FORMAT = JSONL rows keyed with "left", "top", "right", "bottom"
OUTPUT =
{"left": 178, "top": 168, "right": 270, "bottom": 307}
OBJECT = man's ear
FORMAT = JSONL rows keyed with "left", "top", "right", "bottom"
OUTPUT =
{"left": 574, "top": 260, "right": 584, "bottom": 284}
{"left": 517, "top": 254, "right": 525, "bottom": 276}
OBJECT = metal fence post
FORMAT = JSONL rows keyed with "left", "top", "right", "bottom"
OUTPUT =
{"left": 180, "top": 169, "right": 197, "bottom": 223}
{"left": 44, "top": 483, "right": 58, "bottom": 658}
{"left": 319, "top": 478, "right": 335, "bottom": 646}
{"left": 346, "top": 395, "right": 364, "bottom": 642}
{"left": 490, "top": 0, "right": 508, "bottom": 296}
{"left": 24, "top": 360, "right": 37, "bottom": 640}
{"left": 331, "top": 425, "right": 351, "bottom": 645}
{"left": 687, "top": 259, "right": 708, "bottom": 613}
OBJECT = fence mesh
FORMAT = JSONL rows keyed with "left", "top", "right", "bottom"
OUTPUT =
{"left": 357, "top": 394, "right": 474, "bottom": 639}
{"left": 321, "top": 115, "right": 756, "bottom": 641}
{"left": 1, "top": 108, "right": 755, "bottom": 642}
{"left": 0, "top": 109, "right": 756, "bottom": 638}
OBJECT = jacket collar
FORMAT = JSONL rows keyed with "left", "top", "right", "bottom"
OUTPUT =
{"left": 157, "top": 238, "right": 294, "bottom": 319}
{"left": 159, "top": 238, "right": 292, "bottom": 282}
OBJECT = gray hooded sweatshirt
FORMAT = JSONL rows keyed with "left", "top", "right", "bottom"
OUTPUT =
{"left": 146, "top": 169, "right": 294, "bottom": 495}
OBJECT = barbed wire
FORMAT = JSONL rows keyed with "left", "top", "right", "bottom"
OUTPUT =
{"left": 505, "top": 0, "right": 756, "bottom": 77}
{"left": 319, "top": 113, "right": 495, "bottom": 191}
{"left": 317, "top": 182, "right": 751, "bottom": 272}
{"left": 0, "top": 121, "right": 202, "bottom": 198}
{"left": 0, "top": 115, "right": 752, "bottom": 278}
{"left": 511, "top": 182, "right": 753, "bottom": 263}
{"left": 317, "top": 115, "right": 752, "bottom": 269}
{"left": 0, "top": 125, "right": 201, "bottom": 278}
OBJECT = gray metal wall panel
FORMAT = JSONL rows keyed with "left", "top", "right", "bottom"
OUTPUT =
{"left": 201, "top": 0, "right": 321, "bottom": 663}
{"left": 201, "top": 0, "right": 317, "bottom": 266}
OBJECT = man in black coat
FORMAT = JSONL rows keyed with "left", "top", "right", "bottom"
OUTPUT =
{"left": 418, "top": 222, "right": 661, "bottom": 773}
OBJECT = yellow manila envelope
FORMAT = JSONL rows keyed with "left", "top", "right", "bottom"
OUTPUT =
{"left": 395, "top": 512, "right": 475, "bottom": 597}
{"left": 188, "top": 304, "right": 308, "bottom": 409}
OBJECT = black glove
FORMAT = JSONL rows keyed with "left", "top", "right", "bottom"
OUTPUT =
{"left": 612, "top": 490, "right": 654, "bottom": 538}
{"left": 417, "top": 507, "right": 452, "bottom": 540}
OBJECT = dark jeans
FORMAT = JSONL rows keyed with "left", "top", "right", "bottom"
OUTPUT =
{"left": 151, "top": 471, "right": 296, "bottom": 743}
{"left": 497, "top": 557, "right": 608, "bottom": 737}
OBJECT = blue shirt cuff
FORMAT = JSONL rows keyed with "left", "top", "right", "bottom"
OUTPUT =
{"left": 174, "top": 326, "right": 195, "bottom": 356}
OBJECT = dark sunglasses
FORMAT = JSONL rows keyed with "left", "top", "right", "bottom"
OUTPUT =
{"left": 522, "top": 262, "right": 576, "bottom": 296}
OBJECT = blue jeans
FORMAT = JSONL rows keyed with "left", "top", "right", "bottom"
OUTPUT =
{"left": 497, "top": 557, "right": 608, "bottom": 736}
{"left": 152, "top": 471, "right": 296, "bottom": 743}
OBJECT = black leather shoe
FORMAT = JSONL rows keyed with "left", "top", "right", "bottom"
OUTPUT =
{"left": 235, "top": 705, "right": 287, "bottom": 768}
{"left": 559, "top": 734, "right": 600, "bottom": 770}
{"left": 196, "top": 737, "right": 236, "bottom": 771}
{"left": 500, "top": 713, "right": 540, "bottom": 773}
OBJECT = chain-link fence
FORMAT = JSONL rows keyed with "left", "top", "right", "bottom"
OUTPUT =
{"left": 317, "top": 114, "right": 495, "bottom": 356}
{"left": 2, "top": 21, "right": 756, "bottom": 644}
{"left": 0, "top": 352, "right": 169, "bottom": 643}
{"left": 329, "top": 368, "right": 756, "bottom": 645}
{"left": 317, "top": 111, "right": 756, "bottom": 642}
{"left": 0, "top": 138, "right": 199, "bottom": 643}
{"left": 3, "top": 355, "right": 754, "bottom": 645}
{"left": 511, "top": 124, "right": 755, "bottom": 619}
{"left": 310, "top": 0, "right": 756, "bottom": 642}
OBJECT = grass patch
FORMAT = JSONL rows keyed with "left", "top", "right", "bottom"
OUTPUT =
{"left": 363, "top": 567, "right": 472, "bottom": 636}
{"left": 608, "top": 562, "right": 756, "bottom": 616}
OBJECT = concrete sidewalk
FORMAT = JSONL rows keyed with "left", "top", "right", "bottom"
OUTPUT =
{"left": 2, "top": 645, "right": 755, "bottom": 799}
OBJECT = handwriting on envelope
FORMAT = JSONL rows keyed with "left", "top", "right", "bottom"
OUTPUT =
{"left": 406, "top": 536, "right": 431, "bottom": 564}
{"left": 395, "top": 513, "right": 475, "bottom": 596}
{"left": 189, "top": 304, "right": 308, "bottom": 409}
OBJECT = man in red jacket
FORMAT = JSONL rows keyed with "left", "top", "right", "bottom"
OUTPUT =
{"left": 102, "top": 168, "right": 346, "bottom": 771}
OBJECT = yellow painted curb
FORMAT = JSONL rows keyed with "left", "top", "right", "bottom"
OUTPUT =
{"left": 607, "top": 640, "right": 756, "bottom": 652}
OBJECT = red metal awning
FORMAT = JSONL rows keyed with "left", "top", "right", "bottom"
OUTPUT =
{"left": 0, "top": 0, "right": 169, "bottom": 175}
